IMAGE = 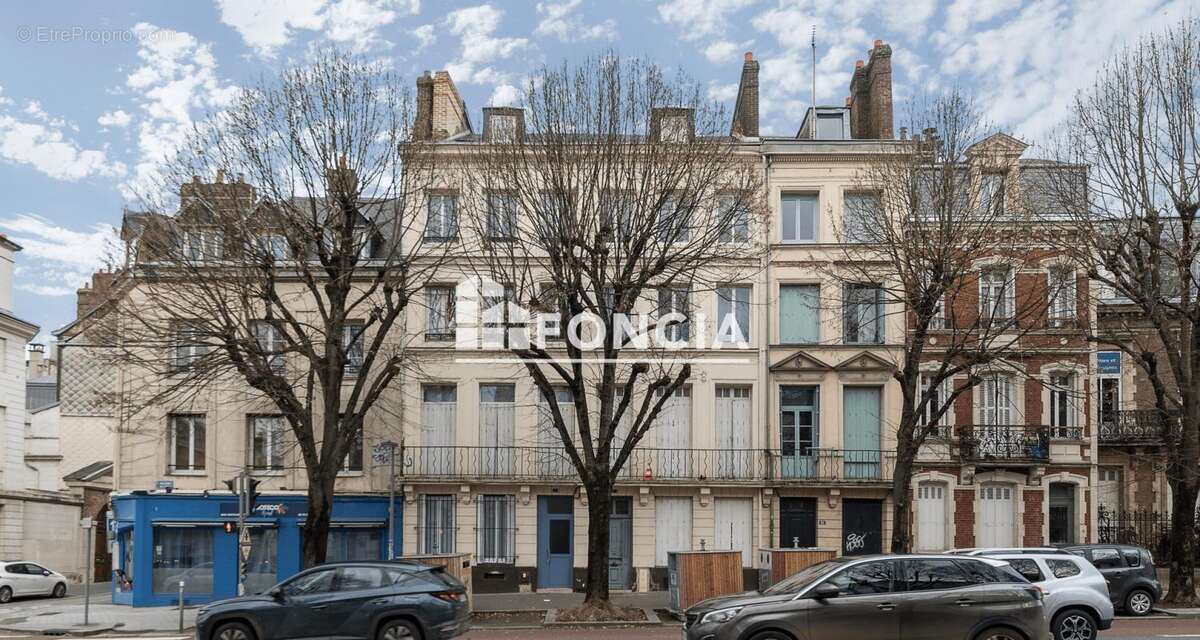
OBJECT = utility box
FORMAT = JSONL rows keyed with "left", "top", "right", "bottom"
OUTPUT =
{"left": 403, "top": 553, "right": 473, "bottom": 603}
{"left": 758, "top": 548, "right": 837, "bottom": 589}
{"left": 667, "top": 550, "right": 743, "bottom": 613}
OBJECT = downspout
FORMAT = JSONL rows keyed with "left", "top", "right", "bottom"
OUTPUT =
{"left": 760, "top": 149, "right": 774, "bottom": 548}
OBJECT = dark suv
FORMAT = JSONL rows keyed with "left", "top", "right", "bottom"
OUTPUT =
{"left": 1063, "top": 544, "right": 1161, "bottom": 616}
{"left": 195, "top": 561, "right": 470, "bottom": 640}
{"left": 684, "top": 555, "right": 1045, "bottom": 640}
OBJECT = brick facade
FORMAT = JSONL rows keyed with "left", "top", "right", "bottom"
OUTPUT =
{"left": 1022, "top": 489, "right": 1044, "bottom": 546}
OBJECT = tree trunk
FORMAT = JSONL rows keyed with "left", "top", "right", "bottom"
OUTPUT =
{"left": 1164, "top": 475, "right": 1200, "bottom": 605}
{"left": 890, "top": 455, "right": 915, "bottom": 553}
{"left": 582, "top": 480, "right": 612, "bottom": 605}
{"left": 302, "top": 472, "right": 336, "bottom": 568}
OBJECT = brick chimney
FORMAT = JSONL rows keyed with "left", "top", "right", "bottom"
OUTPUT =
{"left": 179, "top": 170, "right": 255, "bottom": 211}
{"left": 848, "top": 40, "right": 894, "bottom": 140}
{"left": 730, "top": 51, "right": 760, "bottom": 137}
{"left": 414, "top": 71, "right": 472, "bottom": 142}
{"left": 76, "top": 271, "right": 115, "bottom": 319}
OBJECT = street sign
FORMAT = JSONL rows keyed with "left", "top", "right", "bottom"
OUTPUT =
{"left": 1097, "top": 351, "right": 1121, "bottom": 374}
{"left": 240, "top": 540, "right": 252, "bottom": 562}
{"left": 239, "top": 527, "right": 251, "bottom": 545}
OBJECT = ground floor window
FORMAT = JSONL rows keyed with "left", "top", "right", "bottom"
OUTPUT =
{"left": 118, "top": 530, "right": 134, "bottom": 592}
{"left": 244, "top": 527, "right": 279, "bottom": 594}
{"left": 1049, "top": 483, "right": 1077, "bottom": 545}
{"left": 422, "top": 495, "right": 456, "bottom": 554}
{"left": 152, "top": 527, "right": 214, "bottom": 594}
{"left": 477, "top": 495, "right": 516, "bottom": 564}
{"left": 302, "top": 527, "right": 383, "bottom": 568}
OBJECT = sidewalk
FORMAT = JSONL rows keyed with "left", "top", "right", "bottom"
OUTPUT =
{"left": 0, "top": 600, "right": 195, "bottom": 635}
{"left": 473, "top": 591, "right": 669, "bottom": 612}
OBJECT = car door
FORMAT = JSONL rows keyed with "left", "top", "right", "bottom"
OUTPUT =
{"left": 898, "top": 558, "right": 984, "bottom": 640}
{"left": 268, "top": 568, "right": 340, "bottom": 640}
{"left": 23, "top": 564, "right": 54, "bottom": 595}
{"left": 1087, "top": 547, "right": 1130, "bottom": 603}
{"left": 806, "top": 559, "right": 900, "bottom": 640}
{"left": 324, "top": 566, "right": 393, "bottom": 640}
{"left": 2, "top": 564, "right": 31, "bottom": 596}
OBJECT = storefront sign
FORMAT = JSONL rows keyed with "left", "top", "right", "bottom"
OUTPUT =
{"left": 155, "top": 480, "right": 174, "bottom": 492}
{"left": 1097, "top": 351, "right": 1121, "bottom": 375}
{"left": 218, "top": 502, "right": 290, "bottom": 517}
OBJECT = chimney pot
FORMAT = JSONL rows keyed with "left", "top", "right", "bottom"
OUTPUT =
{"left": 874, "top": 39, "right": 883, "bottom": 48}
{"left": 845, "top": 96, "right": 852, "bottom": 107}
{"left": 744, "top": 51, "right": 753, "bottom": 62}
{"left": 855, "top": 60, "right": 864, "bottom": 69}
{"left": 215, "top": 168, "right": 225, "bottom": 183}
{"left": 192, "top": 175, "right": 200, "bottom": 184}
{"left": 236, "top": 173, "right": 245, "bottom": 184}
{"left": 899, "top": 126, "right": 908, "bottom": 140}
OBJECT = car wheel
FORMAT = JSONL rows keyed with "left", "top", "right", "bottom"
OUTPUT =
{"left": 974, "top": 626, "right": 1025, "bottom": 640}
{"left": 214, "top": 621, "right": 255, "bottom": 640}
{"left": 1125, "top": 588, "right": 1154, "bottom": 616}
{"left": 52, "top": 583, "right": 67, "bottom": 598}
{"left": 1053, "top": 608, "right": 1096, "bottom": 640}
{"left": 0, "top": 586, "right": 11, "bottom": 604}
{"left": 747, "top": 632, "right": 793, "bottom": 640}
{"left": 377, "top": 619, "right": 421, "bottom": 640}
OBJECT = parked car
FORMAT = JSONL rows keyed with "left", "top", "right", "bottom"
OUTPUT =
{"left": 195, "top": 561, "right": 470, "bottom": 640}
{"left": 0, "top": 561, "right": 69, "bottom": 603}
{"left": 684, "top": 555, "right": 1045, "bottom": 640}
{"left": 1063, "top": 544, "right": 1162, "bottom": 616}
{"left": 985, "top": 553, "right": 1114, "bottom": 640}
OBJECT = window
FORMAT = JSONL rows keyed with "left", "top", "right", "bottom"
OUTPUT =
{"left": 962, "top": 560, "right": 1022, "bottom": 584}
{"left": 661, "top": 114, "right": 690, "bottom": 142}
{"left": 781, "top": 193, "right": 817, "bottom": 242}
{"left": 1090, "top": 548, "right": 1123, "bottom": 570}
{"left": 489, "top": 114, "right": 518, "bottom": 142}
{"left": 1098, "top": 377, "right": 1120, "bottom": 426}
{"left": 780, "top": 386, "right": 819, "bottom": 458}
{"left": 1049, "top": 268, "right": 1076, "bottom": 327}
{"left": 486, "top": 193, "right": 517, "bottom": 240}
{"left": 481, "top": 284, "right": 524, "bottom": 349}
{"left": 842, "top": 193, "right": 879, "bottom": 243}
{"left": 179, "top": 228, "right": 223, "bottom": 261}
{"left": 535, "top": 283, "right": 565, "bottom": 343}
{"left": 421, "top": 495, "right": 456, "bottom": 554}
{"left": 343, "top": 322, "right": 365, "bottom": 374}
{"left": 657, "top": 286, "right": 690, "bottom": 342}
{"left": 174, "top": 323, "right": 209, "bottom": 370}
{"left": 980, "top": 374, "right": 1014, "bottom": 425}
{"left": 929, "top": 293, "right": 946, "bottom": 329}
{"left": 152, "top": 527, "right": 213, "bottom": 594}
{"left": 478, "top": 495, "right": 516, "bottom": 564}
{"left": 244, "top": 528, "right": 278, "bottom": 594}
{"left": 1122, "top": 550, "right": 1142, "bottom": 568}
{"left": 419, "top": 385, "right": 457, "bottom": 475}
{"left": 253, "top": 321, "right": 285, "bottom": 373}
{"left": 425, "top": 194, "right": 458, "bottom": 240}
{"left": 716, "top": 286, "right": 751, "bottom": 343}
{"left": 170, "top": 414, "right": 206, "bottom": 472}
{"left": 325, "top": 528, "right": 381, "bottom": 563}
{"left": 257, "top": 233, "right": 289, "bottom": 260}
{"left": 979, "top": 267, "right": 1015, "bottom": 322}
{"left": 779, "top": 284, "right": 819, "bottom": 344}
{"left": 426, "top": 287, "right": 456, "bottom": 341}
{"left": 815, "top": 113, "right": 845, "bottom": 140}
{"left": 656, "top": 195, "right": 691, "bottom": 243}
{"left": 843, "top": 284, "right": 883, "bottom": 344}
{"left": 1047, "top": 558, "right": 1082, "bottom": 578}
{"left": 824, "top": 560, "right": 893, "bottom": 596}
{"left": 601, "top": 190, "right": 633, "bottom": 244}
{"left": 479, "top": 384, "right": 516, "bottom": 475}
{"left": 335, "top": 566, "right": 386, "bottom": 591}
{"left": 903, "top": 559, "right": 972, "bottom": 591}
{"left": 250, "top": 416, "right": 286, "bottom": 471}
{"left": 283, "top": 568, "right": 335, "bottom": 595}
{"left": 919, "top": 373, "right": 950, "bottom": 438}
{"left": 341, "top": 421, "right": 363, "bottom": 472}
{"left": 1048, "top": 373, "right": 1076, "bottom": 437}
{"left": 1005, "top": 558, "right": 1045, "bottom": 582}
{"left": 980, "top": 173, "right": 1006, "bottom": 215}
{"left": 718, "top": 194, "right": 749, "bottom": 243}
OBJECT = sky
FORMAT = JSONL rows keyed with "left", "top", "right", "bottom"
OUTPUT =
{"left": 0, "top": 0, "right": 1192, "bottom": 343}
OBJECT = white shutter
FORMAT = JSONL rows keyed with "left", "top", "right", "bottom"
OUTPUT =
{"left": 714, "top": 498, "right": 753, "bottom": 567}
{"left": 655, "top": 497, "right": 693, "bottom": 566}
{"left": 916, "top": 483, "right": 946, "bottom": 551}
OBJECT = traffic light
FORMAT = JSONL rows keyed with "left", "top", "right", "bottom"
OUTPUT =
{"left": 246, "top": 477, "right": 261, "bottom": 512}
{"left": 224, "top": 522, "right": 236, "bottom": 534}
{"left": 222, "top": 478, "right": 238, "bottom": 494}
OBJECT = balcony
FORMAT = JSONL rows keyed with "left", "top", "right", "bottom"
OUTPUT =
{"left": 401, "top": 446, "right": 894, "bottom": 484}
{"left": 956, "top": 425, "right": 1059, "bottom": 462}
{"left": 1099, "top": 410, "right": 1168, "bottom": 444}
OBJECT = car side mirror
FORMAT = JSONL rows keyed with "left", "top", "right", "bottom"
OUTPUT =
{"left": 42, "top": 571, "right": 51, "bottom": 577}
{"left": 810, "top": 583, "right": 840, "bottom": 600}
{"left": 268, "top": 587, "right": 285, "bottom": 601}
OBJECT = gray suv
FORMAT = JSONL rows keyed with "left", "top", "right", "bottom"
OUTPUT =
{"left": 684, "top": 555, "right": 1046, "bottom": 640}
{"left": 1063, "top": 544, "right": 1162, "bottom": 616}
{"left": 990, "top": 553, "right": 1114, "bottom": 640}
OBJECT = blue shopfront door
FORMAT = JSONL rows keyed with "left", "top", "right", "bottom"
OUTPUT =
{"left": 537, "top": 496, "right": 573, "bottom": 589}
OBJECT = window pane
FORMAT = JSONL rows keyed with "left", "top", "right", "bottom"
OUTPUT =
{"left": 327, "top": 528, "right": 382, "bottom": 563}
{"left": 825, "top": 560, "right": 892, "bottom": 595}
{"left": 336, "top": 566, "right": 386, "bottom": 591}
{"left": 245, "top": 528, "right": 279, "bottom": 594}
{"left": 782, "top": 194, "right": 817, "bottom": 241}
{"left": 1091, "top": 548, "right": 1123, "bottom": 569}
{"left": 904, "top": 559, "right": 972, "bottom": 591}
{"left": 843, "top": 193, "right": 879, "bottom": 243}
{"left": 152, "top": 527, "right": 214, "bottom": 594}
{"left": 284, "top": 568, "right": 335, "bottom": 595}
{"left": 1047, "top": 558, "right": 1082, "bottom": 578}
{"left": 780, "top": 285, "right": 819, "bottom": 343}
{"left": 1004, "top": 558, "right": 1044, "bottom": 582}
{"left": 549, "top": 519, "right": 571, "bottom": 554}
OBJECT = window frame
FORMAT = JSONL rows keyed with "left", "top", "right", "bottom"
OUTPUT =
{"left": 486, "top": 193, "right": 518, "bottom": 241}
{"left": 978, "top": 267, "right": 1015, "bottom": 323}
{"left": 717, "top": 193, "right": 750, "bottom": 244}
{"left": 716, "top": 285, "right": 751, "bottom": 343}
{"left": 843, "top": 283, "right": 884, "bottom": 345}
{"left": 477, "top": 494, "right": 517, "bottom": 564}
{"left": 169, "top": 413, "right": 206, "bottom": 473}
{"left": 842, "top": 191, "right": 880, "bottom": 243}
{"left": 1048, "top": 268, "right": 1077, "bottom": 327}
{"left": 657, "top": 286, "right": 691, "bottom": 343}
{"left": 425, "top": 286, "right": 456, "bottom": 341}
{"left": 253, "top": 320, "right": 286, "bottom": 373}
{"left": 425, "top": 193, "right": 459, "bottom": 241}
{"left": 342, "top": 321, "right": 366, "bottom": 375}
{"left": 780, "top": 193, "right": 818, "bottom": 243}
{"left": 249, "top": 415, "right": 287, "bottom": 472}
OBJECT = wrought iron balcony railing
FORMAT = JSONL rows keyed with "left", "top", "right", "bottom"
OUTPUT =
{"left": 1099, "top": 410, "right": 1168, "bottom": 443}
{"left": 956, "top": 425, "right": 1055, "bottom": 461}
{"left": 400, "top": 445, "right": 895, "bottom": 484}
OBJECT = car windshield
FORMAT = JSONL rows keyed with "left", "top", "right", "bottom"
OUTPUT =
{"left": 762, "top": 560, "right": 840, "bottom": 595}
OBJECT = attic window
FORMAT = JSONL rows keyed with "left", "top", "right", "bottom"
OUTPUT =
{"left": 489, "top": 114, "right": 518, "bottom": 142}
{"left": 661, "top": 114, "right": 690, "bottom": 142}
{"left": 816, "top": 113, "right": 845, "bottom": 140}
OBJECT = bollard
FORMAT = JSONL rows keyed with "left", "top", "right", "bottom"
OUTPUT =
{"left": 178, "top": 581, "right": 185, "bottom": 632}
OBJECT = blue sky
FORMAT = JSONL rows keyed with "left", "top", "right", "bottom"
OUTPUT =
{"left": 0, "top": 0, "right": 1191, "bottom": 342}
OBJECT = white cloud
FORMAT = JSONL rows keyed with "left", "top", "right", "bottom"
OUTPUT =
{"left": 535, "top": 0, "right": 616, "bottom": 42}
{"left": 215, "top": 0, "right": 419, "bottom": 56}
{"left": 123, "top": 23, "right": 239, "bottom": 198}
{"left": 0, "top": 107, "right": 126, "bottom": 181}
{"left": 703, "top": 40, "right": 743, "bottom": 63}
{"left": 97, "top": 110, "right": 132, "bottom": 128}
{"left": 707, "top": 81, "right": 738, "bottom": 102}
{"left": 489, "top": 83, "right": 521, "bottom": 106}
{"left": 411, "top": 24, "right": 436, "bottom": 49}
{"left": 444, "top": 5, "right": 530, "bottom": 85}
{"left": 0, "top": 214, "right": 118, "bottom": 297}
{"left": 656, "top": 0, "right": 756, "bottom": 41}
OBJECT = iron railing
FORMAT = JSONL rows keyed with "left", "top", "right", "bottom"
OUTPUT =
{"left": 1099, "top": 410, "right": 1168, "bottom": 444}
{"left": 956, "top": 425, "right": 1054, "bottom": 461}
{"left": 402, "top": 445, "right": 895, "bottom": 483}
{"left": 1097, "top": 506, "right": 1173, "bottom": 562}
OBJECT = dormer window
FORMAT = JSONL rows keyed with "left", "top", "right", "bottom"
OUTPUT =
{"left": 816, "top": 113, "right": 845, "bottom": 140}
{"left": 179, "top": 228, "right": 223, "bottom": 261}
{"left": 490, "top": 115, "right": 517, "bottom": 142}
{"left": 661, "top": 114, "right": 690, "bottom": 142}
{"left": 484, "top": 108, "right": 523, "bottom": 143}
{"left": 980, "top": 173, "right": 1006, "bottom": 215}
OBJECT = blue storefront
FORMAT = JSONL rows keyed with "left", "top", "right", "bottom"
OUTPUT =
{"left": 110, "top": 492, "right": 401, "bottom": 606}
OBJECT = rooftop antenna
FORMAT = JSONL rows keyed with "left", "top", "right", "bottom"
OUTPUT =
{"left": 810, "top": 25, "right": 817, "bottom": 139}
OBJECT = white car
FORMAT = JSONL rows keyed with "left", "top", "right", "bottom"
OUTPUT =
{"left": 0, "top": 561, "right": 68, "bottom": 603}
{"left": 986, "top": 553, "right": 1115, "bottom": 640}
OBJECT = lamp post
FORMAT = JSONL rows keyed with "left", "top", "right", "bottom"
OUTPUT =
{"left": 373, "top": 441, "right": 400, "bottom": 559}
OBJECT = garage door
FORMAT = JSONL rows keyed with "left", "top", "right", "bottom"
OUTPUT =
{"left": 714, "top": 498, "right": 753, "bottom": 567}
{"left": 916, "top": 483, "right": 946, "bottom": 552}
{"left": 655, "top": 496, "right": 692, "bottom": 566}
{"left": 979, "top": 484, "right": 1015, "bottom": 547}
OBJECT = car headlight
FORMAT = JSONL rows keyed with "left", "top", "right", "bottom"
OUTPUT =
{"left": 699, "top": 607, "right": 743, "bottom": 625}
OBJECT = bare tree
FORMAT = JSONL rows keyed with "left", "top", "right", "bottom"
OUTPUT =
{"left": 110, "top": 51, "right": 445, "bottom": 567}
{"left": 831, "top": 92, "right": 1054, "bottom": 553}
{"left": 1042, "top": 18, "right": 1200, "bottom": 605}
{"left": 449, "top": 55, "right": 766, "bottom": 610}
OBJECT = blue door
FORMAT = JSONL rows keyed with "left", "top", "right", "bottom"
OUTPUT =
{"left": 843, "top": 387, "right": 882, "bottom": 479}
{"left": 780, "top": 385, "right": 819, "bottom": 478}
{"left": 537, "top": 496, "right": 573, "bottom": 589}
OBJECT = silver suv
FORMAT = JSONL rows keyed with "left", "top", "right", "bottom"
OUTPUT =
{"left": 986, "top": 553, "right": 1114, "bottom": 640}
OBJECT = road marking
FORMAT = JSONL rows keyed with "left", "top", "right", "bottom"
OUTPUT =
{"left": 1157, "top": 635, "right": 1200, "bottom": 638}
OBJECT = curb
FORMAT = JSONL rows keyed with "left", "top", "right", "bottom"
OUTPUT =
{"left": 1, "top": 625, "right": 116, "bottom": 637}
